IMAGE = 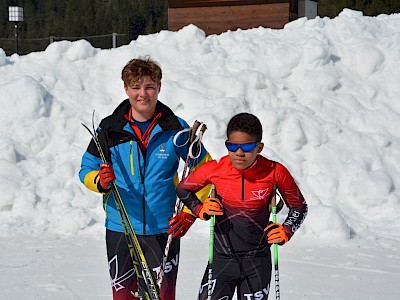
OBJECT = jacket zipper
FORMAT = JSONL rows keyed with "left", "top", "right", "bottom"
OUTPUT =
{"left": 126, "top": 134, "right": 145, "bottom": 234}
{"left": 129, "top": 140, "right": 135, "bottom": 176}
{"left": 128, "top": 134, "right": 146, "bottom": 234}
{"left": 241, "top": 172, "right": 245, "bottom": 200}
{"left": 140, "top": 146, "right": 146, "bottom": 235}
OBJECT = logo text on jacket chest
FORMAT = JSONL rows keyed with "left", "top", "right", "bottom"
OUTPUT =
{"left": 155, "top": 143, "right": 170, "bottom": 159}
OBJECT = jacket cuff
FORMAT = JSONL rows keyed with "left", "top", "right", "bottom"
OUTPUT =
{"left": 283, "top": 225, "right": 293, "bottom": 240}
{"left": 97, "top": 179, "right": 111, "bottom": 194}
{"left": 193, "top": 204, "right": 203, "bottom": 218}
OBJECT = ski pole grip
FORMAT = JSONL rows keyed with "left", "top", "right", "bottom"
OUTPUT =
{"left": 197, "top": 124, "right": 207, "bottom": 148}
{"left": 271, "top": 184, "right": 277, "bottom": 208}
{"left": 190, "top": 120, "right": 201, "bottom": 144}
{"left": 210, "top": 185, "right": 216, "bottom": 198}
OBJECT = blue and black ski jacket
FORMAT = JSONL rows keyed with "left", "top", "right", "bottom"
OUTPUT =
{"left": 79, "top": 99, "right": 212, "bottom": 235}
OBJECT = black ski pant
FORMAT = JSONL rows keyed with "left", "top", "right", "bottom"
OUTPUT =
{"left": 198, "top": 251, "right": 272, "bottom": 300}
{"left": 106, "top": 229, "right": 180, "bottom": 300}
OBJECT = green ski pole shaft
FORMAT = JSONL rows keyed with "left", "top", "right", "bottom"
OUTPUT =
{"left": 272, "top": 207, "right": 280, "bottom": 299}
{"left": 207, "top": 186, "right": 217, "bottom": 300}
{"left": 271, "top": 186, "right": 280, "bottom": 300}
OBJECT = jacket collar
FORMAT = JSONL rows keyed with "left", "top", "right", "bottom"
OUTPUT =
{"left": 225, "top": 155, "right": 275, "bottom": 180}
{"left": 109, "top": 99, "right": 182, "bottom": 132}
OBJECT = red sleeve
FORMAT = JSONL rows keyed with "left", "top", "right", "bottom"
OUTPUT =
{"left": 176, "top": 160, "right": 215, "bottom": 216}
{"left": 178, "top": 160, "right": 214, "bottom": 193}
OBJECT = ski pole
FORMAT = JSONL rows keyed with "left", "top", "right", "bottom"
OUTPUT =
{"left": 157, "top": 121, "right": 207, "bottom": 285}
{"left": 207, "top": 215, "right": 215, "bottom": 300}
{"left": 271, "top": 185, "right": 280, "bottom": 300}
{"left": 207, "top": 187, "right": 217, "bottom": 300}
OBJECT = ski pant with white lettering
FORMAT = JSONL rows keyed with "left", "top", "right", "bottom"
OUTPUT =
{"left": 198, "top": 251, "right": 272, "bottom": 300}
{"left": 106, "top": 229, "right": 180, "bottom": 300}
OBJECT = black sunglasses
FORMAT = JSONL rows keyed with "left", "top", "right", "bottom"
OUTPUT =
{"left": 225, "top": 141, "right": 259, "bottom": 152}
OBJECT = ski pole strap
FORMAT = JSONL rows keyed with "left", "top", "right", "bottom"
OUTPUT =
{"left": 181, "top": 120, "right": 204, "bottom": 181}
{"left": 172, "top": 127, "right": 191, "bottom": 147}
{"left": 189, "top": 123, "right": 207, "bottom": 159}
{"left": 173, "top": 120, "right": 201, "bottom": 147}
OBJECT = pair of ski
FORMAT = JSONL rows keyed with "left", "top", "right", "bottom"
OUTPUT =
{"left": 82, "top": 114, "right": 207, "bottom": 299}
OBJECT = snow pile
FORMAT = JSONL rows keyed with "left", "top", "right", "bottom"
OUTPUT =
{"left": 1, "top": 9, "right": 400, "bottom": 242}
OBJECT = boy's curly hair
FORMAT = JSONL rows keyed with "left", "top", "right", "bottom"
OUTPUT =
{"left": 121, "top": 56, "right": 162, "bottom": 87}
{"left": 226, "top": 113, "right": 263, "bottom": 142}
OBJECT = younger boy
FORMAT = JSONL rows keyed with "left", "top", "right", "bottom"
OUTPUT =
{"left": 176, "top": 112, "right": 308, "bottom": 299}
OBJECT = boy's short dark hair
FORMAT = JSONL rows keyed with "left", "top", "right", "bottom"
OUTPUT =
{"left": 121, "top": 56, "right": 162, "bottom": 87}
{"left": 226, "top": 113, "right": 263, "bottom": 142}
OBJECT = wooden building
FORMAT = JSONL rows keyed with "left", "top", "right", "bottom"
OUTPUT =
{"left": 167, "top": 0, "right": 300, "bottom": 36}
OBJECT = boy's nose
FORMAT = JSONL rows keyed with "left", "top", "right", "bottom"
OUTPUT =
{"left": 235, "top": 148, "right": 245, "bottom": 155}
{"left": 138, "top": 87, "right": 147, "bottom": 96}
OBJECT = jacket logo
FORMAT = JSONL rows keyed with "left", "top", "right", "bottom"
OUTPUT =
{"left": 155, "top": 143, "right": 169, "bottom": 159}
{"left": 249, "top": 189, "right": 268, "bottom": 200}
{"left": 159, "top": 144, "right": 166, "bottom": 153}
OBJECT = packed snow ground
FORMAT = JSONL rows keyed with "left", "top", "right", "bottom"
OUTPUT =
{"left": 1, "top": 8, "right": 400, "bottom": 299}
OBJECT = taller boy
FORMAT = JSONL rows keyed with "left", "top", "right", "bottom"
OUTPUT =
{"left": 79, "top": 56, "right": 211, "bottom": 299}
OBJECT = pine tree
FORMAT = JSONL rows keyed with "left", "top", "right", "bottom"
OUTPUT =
{"left": 319, "top": 0, "right": 400, "bottom": 17}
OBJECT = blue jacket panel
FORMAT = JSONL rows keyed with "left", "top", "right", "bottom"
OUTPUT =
{"left": 79, "top": 100, "right": 209, "bottom": 235}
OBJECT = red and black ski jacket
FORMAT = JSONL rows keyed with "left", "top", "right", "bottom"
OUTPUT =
{"left": 176, "top": 155, "right": 308, "bottom": 257}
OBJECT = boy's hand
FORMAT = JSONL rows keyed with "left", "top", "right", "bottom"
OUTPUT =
{"left": 264, "top": 222, "right": 291, "bottom": 245}
{"left": 167, "top": 212, "right": 195, "bottom": 238}
{"left": 197, "top": 197, "right": 223, "bottom": 220}
{"left": 98, "top": 163, "right": 116, "bottom": 191}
